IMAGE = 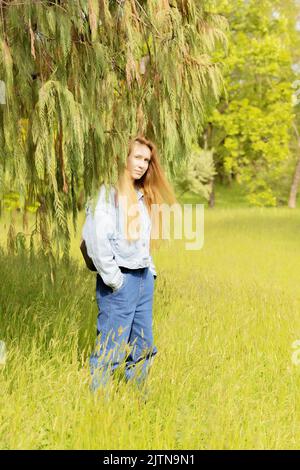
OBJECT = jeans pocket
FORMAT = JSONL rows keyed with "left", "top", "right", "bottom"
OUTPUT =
{"left": 111, "top": 272, "right": 129, "bottom": 295}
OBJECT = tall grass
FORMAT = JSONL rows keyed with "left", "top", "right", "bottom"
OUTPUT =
{"left": 1, "top": 205, "right": 300, "bottom": 449}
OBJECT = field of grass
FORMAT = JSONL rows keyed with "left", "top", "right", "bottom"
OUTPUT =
{"left": 1, "top": 189, "right": 300, "bottom": 449}
{"left": 178, "top": 180, "right": 250, "bottom": 208}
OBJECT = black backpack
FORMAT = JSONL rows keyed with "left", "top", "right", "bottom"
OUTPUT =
{"left": 80, "top": 239, "right": 97, "bottom": 272}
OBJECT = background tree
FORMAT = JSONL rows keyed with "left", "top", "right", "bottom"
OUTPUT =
{"left": 173, "top": 145, "right": 217, "bottom": 203}
{"left": 202, "top": 0, "right": 297, "bottom": 207}
{"left": 277, "top": 0, "right": 300, "bottom": 208}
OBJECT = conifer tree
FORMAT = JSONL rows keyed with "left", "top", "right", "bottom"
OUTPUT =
{"left": 0, "top": 0, "right": 228, "bottom": 266}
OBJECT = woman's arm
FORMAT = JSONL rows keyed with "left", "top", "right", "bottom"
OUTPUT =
{"left": 90, "top": 185, "right": 124, "bottom": 290}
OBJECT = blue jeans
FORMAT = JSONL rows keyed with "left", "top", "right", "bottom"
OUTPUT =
{"left": 89, "top": 267, "right": 158, "bottom": 391}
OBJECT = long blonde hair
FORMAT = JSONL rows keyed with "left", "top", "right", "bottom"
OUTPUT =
{"left": 115, "top": 135, "right": 177, "bottom": 251}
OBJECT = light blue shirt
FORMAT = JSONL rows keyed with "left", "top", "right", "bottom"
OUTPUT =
{"left": 82, "top": 184, "right": 157, "bottom": 291}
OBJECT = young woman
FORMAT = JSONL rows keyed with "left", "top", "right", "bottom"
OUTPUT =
{"left": 82, "top": 135, "right": 177, "bottom": 393}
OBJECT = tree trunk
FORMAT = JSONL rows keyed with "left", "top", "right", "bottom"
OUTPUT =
{"left": 288, "top": 152, "right": 300, "bottom": 208}
{"left": 288, "top": 122, "right": 300, "bottom": 208}
{"left": 208, "top": 179, "right": 215, "bottom": 208}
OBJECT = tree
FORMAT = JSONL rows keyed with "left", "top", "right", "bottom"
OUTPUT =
{"left": 0, "top": 0, "right": 228, "bottom": 267}
{"left": 173, "top": 145, "right": 217, "bottom": 201}
{"left": 203, "top": 0, "right": 296, "bottom": 207}
{"left": 277, "top": 0, "right": 300, "bottom": 208}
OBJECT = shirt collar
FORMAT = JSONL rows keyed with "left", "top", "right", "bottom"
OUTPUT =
{"left": 135, "top": 188, "right": 144, "bottom": 200}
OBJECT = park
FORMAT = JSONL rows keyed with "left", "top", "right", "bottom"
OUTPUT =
{"left": 1, "top": 0, "right": 300, "bottom": 452}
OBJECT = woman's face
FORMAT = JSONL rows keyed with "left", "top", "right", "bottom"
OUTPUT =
{"left": 127, "top": 142, "right": 151, "bottom": 181}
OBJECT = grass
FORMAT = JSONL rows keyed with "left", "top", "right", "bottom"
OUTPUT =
{"left": 178, "top": 181, "right": 251, "bottom": 208}
{"left": 1, "top": 191, "right": 300, "bottom": 448}
{"left": 178, "top": 180, "right": 300, "bottom": 209}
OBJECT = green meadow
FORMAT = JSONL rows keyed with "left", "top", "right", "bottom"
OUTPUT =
{"left": 1, "top": 186, "right": 300, "bottom": 449}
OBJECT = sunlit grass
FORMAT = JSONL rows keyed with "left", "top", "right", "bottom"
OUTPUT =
{"left": 1, "top": 204, "right": 300, "bottom": 449}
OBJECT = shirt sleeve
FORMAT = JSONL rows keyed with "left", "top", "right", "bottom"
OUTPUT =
{"left": 88, "top": 185, "right": 124, "bottom": 290}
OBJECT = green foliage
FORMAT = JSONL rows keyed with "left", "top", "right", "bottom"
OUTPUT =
{"left": 3, "top": 192, "right": 20, "bottom": 211}
{"left": 0, "top": 0, "right": 228, "bottom": 261}
{"left": 174, "top": 146, "right": 217, "bottom": 200}
{"left": 207, "top": 0, "right": 297, "bottom": 206}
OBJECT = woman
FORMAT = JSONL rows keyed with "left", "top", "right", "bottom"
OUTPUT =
{"left": 82, "top": 135, "right": 177, "bottom": 393}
